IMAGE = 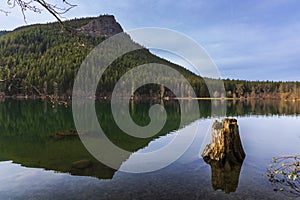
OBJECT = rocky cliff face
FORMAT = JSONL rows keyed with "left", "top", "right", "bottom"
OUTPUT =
{"left": 78, "top": 15, "right": 123, "bottom": 37}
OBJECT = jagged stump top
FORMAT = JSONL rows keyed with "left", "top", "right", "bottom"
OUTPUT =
{"left": 202, "top": 118, "right": 246, "bottom": 163}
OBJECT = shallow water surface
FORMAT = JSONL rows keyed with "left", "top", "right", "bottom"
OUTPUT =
{"left": 0, "top": 100, "right": 299, "bottom": 199}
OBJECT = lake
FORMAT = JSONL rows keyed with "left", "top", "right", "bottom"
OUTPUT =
{"left": 0, "top": 99, "right": 299, "bottom": 199}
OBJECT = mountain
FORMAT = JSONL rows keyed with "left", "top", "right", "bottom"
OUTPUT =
{"left": 0, "top": 15, "right": 299, "bottom": 100}
{"left": 0, "top": 15, "right": 205, "bottom": 98}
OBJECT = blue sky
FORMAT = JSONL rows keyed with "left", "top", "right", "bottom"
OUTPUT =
{"left": 1, "top": 0, "right": 300, "bottom": 81}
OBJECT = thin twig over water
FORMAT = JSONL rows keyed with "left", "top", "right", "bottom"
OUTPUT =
{"left": 267, "top": 155, "right": 300, "bottom": 197}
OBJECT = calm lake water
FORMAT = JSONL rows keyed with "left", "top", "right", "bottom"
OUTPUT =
{"left": 0, "top": 99, "right": 299, "bottom": 199}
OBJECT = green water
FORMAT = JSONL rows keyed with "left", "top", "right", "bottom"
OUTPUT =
{"left": 0, "top": 99, "right": 299, "bottom": 199}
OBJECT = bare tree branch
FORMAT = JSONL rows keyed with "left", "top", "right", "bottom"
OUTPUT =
{"left": 2, "top": 0, "right": 77, "bottom": 24}
{"left": 34, "top": 0, "right": 76, "bottom": 25}
{"left": 267, "top": 155, "right": 300, "bottom": 197}
{"left": 7, "top": 0, "right": 43, "bottom": 22}
{"left": 1, "top": 0, "right": 83, "bottom": 45}
{"left": 0, "top": 8, "right": 10, "bottom": 15}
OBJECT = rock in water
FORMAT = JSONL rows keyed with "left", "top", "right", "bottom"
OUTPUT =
{"left": 202, "top": 118, "right": 246, "bottom": 193}
{"left": 202, "top": 118, "right": 245, "bottom": 162}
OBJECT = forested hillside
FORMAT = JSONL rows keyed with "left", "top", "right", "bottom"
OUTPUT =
{"left": 0, "top": 15, "right": 299, "bottom": 100}
{"left": 0, "top": 15, "right": 207, "bottom": 99}
{"left": 0, "top": 17, "right": 101, "bottom": 97}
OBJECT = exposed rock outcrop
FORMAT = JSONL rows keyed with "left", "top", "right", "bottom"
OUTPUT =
{"left": 78, "top": 15, "right": 123, "bottom": 37}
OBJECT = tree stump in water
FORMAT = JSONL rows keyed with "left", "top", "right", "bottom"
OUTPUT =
{"left": 202, "top": 118, "right": 246, "bottom": 193}
{"left": 202, "top": 118, "right": 245, "bottom": 162}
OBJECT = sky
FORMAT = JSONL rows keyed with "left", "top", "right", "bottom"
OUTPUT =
{"left": 1, "top": 0, "right": 300, "bottom": 81}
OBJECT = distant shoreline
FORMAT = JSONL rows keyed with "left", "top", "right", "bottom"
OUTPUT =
{"left": 173, "top": 97, "right": 300, "bottom": 101}
{"left": 1, "top": 94, "right": 299, "bottom": 102}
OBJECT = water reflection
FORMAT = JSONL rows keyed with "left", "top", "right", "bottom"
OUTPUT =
{"left": 0, "top": 100, "right": 184, "bottom": 179}
{"left": 0, "top": 99, "right": 299, "bottom": 180}
{"left": 226, "top": 99, "right": 300, "bottom": 116}
{"left": 206, "top": 159, "right": 244, "bottom": 193}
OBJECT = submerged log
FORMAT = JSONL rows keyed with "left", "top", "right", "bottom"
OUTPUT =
{"left": 52, "top": 130, "right": 94, "bottom": 139}
{"left": 71, "top": 159, "right": 92, "bottom": 169}
{"left": 202, "top": 118, "right": 246, "bottom": 193}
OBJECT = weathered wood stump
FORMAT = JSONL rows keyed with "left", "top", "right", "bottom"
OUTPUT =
{"left": 202, "top": 118, "right": 246, "bottom": 193}
{"left": 202, "top": 118, "right": 245, "bottom": 162}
